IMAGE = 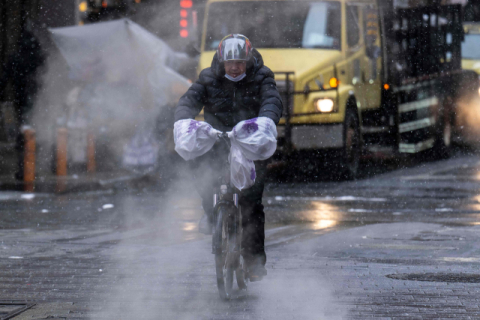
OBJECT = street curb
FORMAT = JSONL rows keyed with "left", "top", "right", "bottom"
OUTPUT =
{"left": 0, "top": 172, "right": 154, "bottom": 194}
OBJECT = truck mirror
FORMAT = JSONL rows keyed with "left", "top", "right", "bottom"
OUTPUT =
{"left": 303, "top": 84, "right": 311, "bottom": 95}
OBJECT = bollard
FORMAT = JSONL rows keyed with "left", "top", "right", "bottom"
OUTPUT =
{"left": 87, "top": 132, "right": 96, "bottom": 173}
{"left": 56, "top": 128, "right": 68, "bottom": 176}
{"left": 56, "top": 128, "right": 68, "bottom": 193}
{"left": 23, "top": 128, "right": 36, "bottom": 192}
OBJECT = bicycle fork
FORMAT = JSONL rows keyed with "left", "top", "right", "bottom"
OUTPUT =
{"left": 213, "top": 186, "right": 239, "bottom": 208}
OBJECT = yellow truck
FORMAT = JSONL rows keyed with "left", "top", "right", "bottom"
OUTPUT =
{"left": 462, "top": 23, "right": 480, "bottom": 75}
{"left": 456, "top": 22, "right": 480, "bottom": 144}
{"left": 198, "top": 0, "right": 471, "bottom": 178}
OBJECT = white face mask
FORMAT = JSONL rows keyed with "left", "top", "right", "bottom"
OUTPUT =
{"left": 225, "top": 73, "right": 246, "bottom": 82}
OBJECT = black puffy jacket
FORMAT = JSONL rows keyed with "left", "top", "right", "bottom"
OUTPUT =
{"left": 175, "top": 49, "right": 283, "bottom": 132}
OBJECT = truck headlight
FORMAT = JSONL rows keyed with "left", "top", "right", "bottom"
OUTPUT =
{"left": 315, "top": 98, "right": 335, "bottom": 113}
{"left": 79, "top": 1, "right": 88, "bottom": 12}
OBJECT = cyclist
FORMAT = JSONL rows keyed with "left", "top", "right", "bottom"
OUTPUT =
{"left": 175, "top": 34, "right": 283, "bottom": 281}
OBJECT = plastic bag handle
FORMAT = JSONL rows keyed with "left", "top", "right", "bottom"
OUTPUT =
{"left": 218, "top": 132, "right": 231, "bottom": 148}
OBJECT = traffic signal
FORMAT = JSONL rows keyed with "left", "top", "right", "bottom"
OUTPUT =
{"left": 179, "top": 0, "right": 192, "bottom": 38}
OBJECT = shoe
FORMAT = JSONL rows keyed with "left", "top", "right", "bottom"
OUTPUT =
{"left": 245, "top": 256, "right": 267, "bottom": 282}
{"left": 198, "top": 213, "right": 213, "bottom": 235}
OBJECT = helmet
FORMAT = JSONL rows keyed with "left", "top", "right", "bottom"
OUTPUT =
{"left": 217, "top": 34, "right": 253, "bottom": 63}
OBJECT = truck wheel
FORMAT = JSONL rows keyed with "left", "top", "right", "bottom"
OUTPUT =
{"left": 339, "top": 108, "right": 361, "bottom": 180}
{"left": 432, "top": 113, "right": 452, "bottom": 159}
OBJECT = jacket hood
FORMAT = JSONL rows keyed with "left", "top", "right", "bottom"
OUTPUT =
{"left": 211, "top": 48, "right": 264, "bottom": 81}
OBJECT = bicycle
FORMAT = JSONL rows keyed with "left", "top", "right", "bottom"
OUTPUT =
{"left": 212, "top": 132, "right": 248, "bottom": 300}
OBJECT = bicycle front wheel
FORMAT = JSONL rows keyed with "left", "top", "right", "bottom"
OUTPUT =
{"left": 236, "top": 255, "right": 247, "bottom": 290}
{"left": 213, "top": 205, "right": 235, "bottom": 300}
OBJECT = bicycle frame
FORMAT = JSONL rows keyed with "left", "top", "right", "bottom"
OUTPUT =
{"left": 210, "top": 132, "right": 247, "bottom": 299}
{"left": 211, "top": 133, "right": 241, "bottom": 254}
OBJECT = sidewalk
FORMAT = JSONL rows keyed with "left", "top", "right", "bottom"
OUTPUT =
{"left": 0, "top": 170, "right": 153, "bottom": 193}
{"left": 0, "top": 142, "right": 158, "bottom": 193}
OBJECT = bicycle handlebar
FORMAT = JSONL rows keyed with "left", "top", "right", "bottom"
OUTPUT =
{"left": 217, "top": 132, "right": 231, "bottom": 148}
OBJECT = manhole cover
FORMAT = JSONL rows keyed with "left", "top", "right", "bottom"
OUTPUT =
{"left": 411, "top": 232, "right": 464, "bottom": 242}
{"left": 0, "top": 300, "right": 35, "bottom": 320}
{"left": 387, "top": 273, "right": 480, "bottom": 283}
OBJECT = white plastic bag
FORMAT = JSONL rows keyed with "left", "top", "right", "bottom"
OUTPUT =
{"left": 228, "top": 117, "right": 277, "bottom": 161}
{"left": 229, "top": 146, "right": 256, "bottom": 191}
{"left": 173, "top": 119, "right": 220, "bottom": 161}
{"left": 228, "top": 117, "right": 277, "bottom": 190}
{"left": 174, "top": 117, "right": 277, "bottom": 191}
{"left": 122, "top": 125, "right": 159, "bottom": 167}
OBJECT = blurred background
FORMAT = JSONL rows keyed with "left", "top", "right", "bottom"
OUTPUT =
{"left": 0, "top": 0, "right": 480, "bottom": 191}
{"left": 0, "top": 0, "right": 211, "bottom": 188}
{"left": 2, "top": 1, "right": 480, "bottom": 318}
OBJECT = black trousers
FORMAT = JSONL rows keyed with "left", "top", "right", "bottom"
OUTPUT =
{"left": 190, "top": 144, "right": 267, "bottom": 263}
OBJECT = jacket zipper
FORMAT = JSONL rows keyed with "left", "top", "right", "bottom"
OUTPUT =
{"left": 233, "top": 86, "right": 237, "bottom": 108}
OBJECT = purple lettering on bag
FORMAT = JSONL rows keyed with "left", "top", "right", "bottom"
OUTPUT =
{"left": 242, "top": 119, "right": 258, "bottom": 134}
{"left": 187, "top": 120, "right": 200, "bottom": 134}
{"left": 265, "top": 120, "right": 271, "bottom": 132}
{"left": 250, "top": 167, "right": 256, "bottom": 181}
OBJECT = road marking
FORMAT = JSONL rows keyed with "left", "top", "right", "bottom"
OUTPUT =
{"left": 271, "top": 196, "right": 387, "bottom": 202}
{"left": 439, "top": 257, "right": 480, "bottom": 262}
{"left": 359, "top": 243, "right": 457, "bottom": 250}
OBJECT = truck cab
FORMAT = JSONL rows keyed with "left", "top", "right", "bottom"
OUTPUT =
{"left": 199, "top": 0, "right": 381, "bottom": 177}
{"left": 462, "top": 23, "right": 480, "bottom": 77}
{"left": 457, "top": 22, "right": 480, "bottom": 144}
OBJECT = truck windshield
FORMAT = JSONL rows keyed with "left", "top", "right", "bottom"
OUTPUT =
{"left": 205, "top": 1, "right": 341, "bottom": 50}
{"left": 462, "top": 34, "right": 480, "bottom": 60}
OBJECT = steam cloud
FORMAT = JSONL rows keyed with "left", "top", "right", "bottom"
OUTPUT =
{"left": 30, "top": 17, "right": 190, "bottom": 174}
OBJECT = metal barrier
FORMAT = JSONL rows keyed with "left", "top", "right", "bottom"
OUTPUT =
{"left": 87, "top": 132, "right": 96, "bottom": 174}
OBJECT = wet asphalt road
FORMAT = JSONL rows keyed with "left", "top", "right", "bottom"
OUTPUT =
{"left": 3, "top": 150, "right": 480, "bottom": 319}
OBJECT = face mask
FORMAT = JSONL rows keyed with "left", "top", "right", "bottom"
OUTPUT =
{"left": 225, "top": 73, "right": 246, "bottom": 82}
